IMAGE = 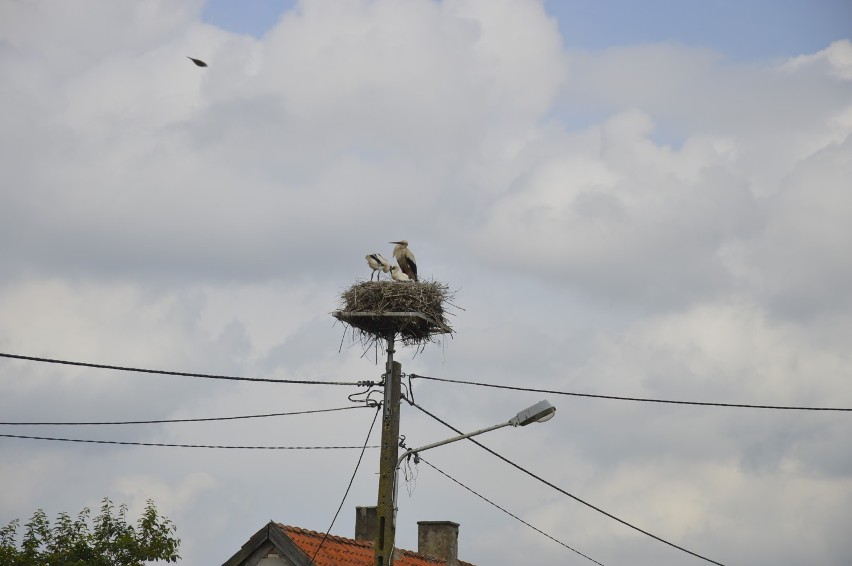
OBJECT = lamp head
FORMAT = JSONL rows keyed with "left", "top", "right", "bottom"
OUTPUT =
{"left": 510, "top": 400, "right": 556, "bottom": 426}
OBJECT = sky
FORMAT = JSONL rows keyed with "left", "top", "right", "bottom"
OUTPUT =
{"left": 0, "top": 1, "right": 851, "bottom": 565}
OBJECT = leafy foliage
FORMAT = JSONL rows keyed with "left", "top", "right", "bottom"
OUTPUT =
{"left": 0, "top": 498, "right": 180, "bottom": 565}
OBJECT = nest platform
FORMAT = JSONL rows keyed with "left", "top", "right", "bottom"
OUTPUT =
{"left": 333, "top": 280, "right": 454, "bottom": 347}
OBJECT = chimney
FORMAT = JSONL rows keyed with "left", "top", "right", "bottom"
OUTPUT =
{"left": 417, "top": 521, "right": 459, "bottom": 566}
{"left": 355, "top": 506, "right": 378, "bottom": 542}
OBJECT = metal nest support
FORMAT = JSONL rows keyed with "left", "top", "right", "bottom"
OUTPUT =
{"left": 333, "top": 280, "right": 456, "bottom": 353}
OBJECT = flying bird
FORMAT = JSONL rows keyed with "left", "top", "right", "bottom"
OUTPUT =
{"left": 390, "top": 240, "right": 417, "bottom": 282}
{"left": 390, "top": 265, "right": 410, "bottom": 282}
{"left": 365, "top": 253, "right": 391, "bottom": 280}
{"left": 187, "top": 57, "right": 208, "bottom": 67}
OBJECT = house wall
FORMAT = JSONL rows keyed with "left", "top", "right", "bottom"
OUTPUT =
{"left": 256, "top": 554, "right": 287, "bottom": 566}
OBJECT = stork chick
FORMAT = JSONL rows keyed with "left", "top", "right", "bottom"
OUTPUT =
{"left": 365, "top": 253, "right": 391, "bottom": 281}
{"left": 390, "top": 240, "right": 417, "bottom": 281}
{"left": 390, "top": 265, "right": 411, "bottom": 282}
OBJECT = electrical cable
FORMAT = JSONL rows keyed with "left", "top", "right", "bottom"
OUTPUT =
{"left": 0, "top": 405, "right": 366, "bottom": 426}
{"left": 409, "top": 401, "right": 726, "bottom": 566}
{"left": 0, "top": 433, "right": 379, "bottom": 450}
{"left": 402, "top": 453, "right": 418, "bottom": 497}
{"left": 0, "top": 352, "right": 375, "bottom": 387}
{"left": 308, "top": 404, "right": 382, "bottom": 566}
{"left": 410, "top": 374, "right": 852, "bottom": 412}
{"left": 419, "top": 456, "right": 605, "bottom": 566}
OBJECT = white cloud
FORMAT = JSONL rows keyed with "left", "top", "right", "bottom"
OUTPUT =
{"left": 735, "top": 137, "right": 852, "bottom": 317}
{"left": 113, "top": 471, "right": 219, "bottom": 517}
{"left": 468, "top": 110, "right": 761, "bottom": 307}
{"left": 783, "top": 39, "right": 852, "bottom": 80}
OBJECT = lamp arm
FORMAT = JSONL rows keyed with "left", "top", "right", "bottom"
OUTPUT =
{"left": 392, "top": 420, "right": 511, "bottom": 525}
{"left": 396, "top": 420, "right": 511, "bottom": 469}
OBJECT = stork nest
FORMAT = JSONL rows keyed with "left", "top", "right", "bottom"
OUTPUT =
{"left": 334, "top": 280, "right": 456, "bottom": 352}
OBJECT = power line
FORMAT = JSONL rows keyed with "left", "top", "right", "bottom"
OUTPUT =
{"left": 0, "top": 352, "right": 375, "bottom": 387}
{"left": 0, "top": 433, "right": 379, "bottom": 450}
{"left": 409, "top": 401, "right": 726, "bottom": 566}
{"left": 411, "top": 374, "right": 852, "bottom": 412}
{"left": 418, "top": 456, "right": 605, "bottom": 566}
{"left": 0, "top": 405, "right": 366, "bottom": 426}
{"left": 309, "top": 405, "right": 381, "bottom": 566}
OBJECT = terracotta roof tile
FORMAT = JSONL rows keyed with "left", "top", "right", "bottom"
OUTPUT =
{"left": 277, "top": 525, "right": 474, "bottom": 566}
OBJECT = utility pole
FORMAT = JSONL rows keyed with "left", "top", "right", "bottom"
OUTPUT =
{"left": 374, "top": 335, "right": 401, "bottom": 566}
{"left": 333, "top": 285, "right": 451, "bottom": 564}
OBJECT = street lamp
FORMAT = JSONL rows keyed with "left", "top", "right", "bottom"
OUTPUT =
{"left": 508, "top": 399, "right": 557, "bottom": 426}
{"left": 389, "top": 400, "right": 557, "bottom": 564}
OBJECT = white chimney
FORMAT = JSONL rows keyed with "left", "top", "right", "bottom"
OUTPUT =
{"left": 417, "top": 521, "right": 459, "bottom": 566}
{"left": 355, "top": 506, "right": 378, "bottom": 542}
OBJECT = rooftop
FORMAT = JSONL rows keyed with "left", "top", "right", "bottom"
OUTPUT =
{"left": 275, "top": 524, "right": 474, "bottom": 566}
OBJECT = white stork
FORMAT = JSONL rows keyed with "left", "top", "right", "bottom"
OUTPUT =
{"left": 365, "top": 253, "right": 391, "bottom": 280}
{"left": 390, "top": 265, "right": 411, "bottom": 282}
{"left": 390, "top": 240, "right": 418, "bottom": 282}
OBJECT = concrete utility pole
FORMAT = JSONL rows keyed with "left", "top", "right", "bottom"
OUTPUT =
{"left": 374, "top": 337, "right": 401, "bottom": 566}
{"left": 332, "top": 284, "right": 451, "bottom": 564}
